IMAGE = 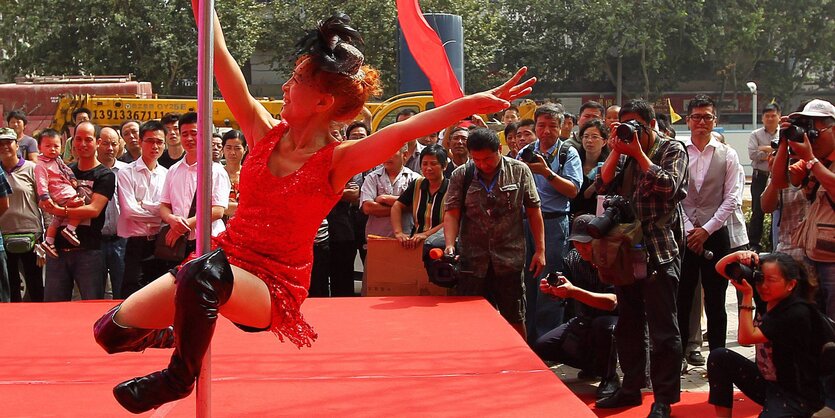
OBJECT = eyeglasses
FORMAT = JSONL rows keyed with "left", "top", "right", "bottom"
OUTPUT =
{"left": 582, "top": 134, "right": 604, "bottom": 141}
{"left": 687, "top": 114, "right": 716, "bottom": 122}
{"left": 142, "top": 139, "right": 165, "bottom": 146}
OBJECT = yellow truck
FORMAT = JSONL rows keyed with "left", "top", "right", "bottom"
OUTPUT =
{"left": 51, "top": 91, "right": 438, "bottom": 134}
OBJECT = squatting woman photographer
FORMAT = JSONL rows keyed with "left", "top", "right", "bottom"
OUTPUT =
{"left": 708, "top": 251, "right": 822, "bottom": 417}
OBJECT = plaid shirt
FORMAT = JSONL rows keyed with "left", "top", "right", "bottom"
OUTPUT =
{"left": 596, "top": 136, "right": 689, "bottom": 266}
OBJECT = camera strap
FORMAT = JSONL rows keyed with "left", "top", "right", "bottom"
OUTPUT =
{"left": 460, "top": 162, "right": 476, "bottom": 219}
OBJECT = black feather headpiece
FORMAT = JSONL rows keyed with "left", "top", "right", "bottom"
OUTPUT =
{"left": 295, "top": 13, "right": 365, "bottom": 79}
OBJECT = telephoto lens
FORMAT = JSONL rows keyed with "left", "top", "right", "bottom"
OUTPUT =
{"left": 615, "top": 120, "right": 642, "bottom": 142}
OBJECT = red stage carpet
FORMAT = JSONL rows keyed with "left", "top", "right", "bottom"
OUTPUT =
{"left": 0, "top": 297, "right": 595, "bottom": 417}
{"left": 577, "top": 392, "right": 761, "bottom": 417}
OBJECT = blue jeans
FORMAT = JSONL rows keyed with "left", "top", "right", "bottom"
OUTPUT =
{"left": 524, "top": 215, "right": 569, "bottom": 343}
{"left": 101, "top": 237, "right": 127, "bottom": 299}
{"left": 44, "top": 249, "right": 105, "bottom": 301}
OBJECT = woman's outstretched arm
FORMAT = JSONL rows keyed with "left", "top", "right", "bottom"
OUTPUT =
{"left": 332, "top": 68, "right": 536, "bottom": 186}
{"left": 191, "top": 1, "right": 275, "bottom": 144}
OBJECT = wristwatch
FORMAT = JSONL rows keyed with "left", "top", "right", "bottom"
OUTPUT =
{"left": 806, "top": 157, "right": 820, "bottom": 170}
{"left": 547, "top": 172, "right": 556, "bottom": 181}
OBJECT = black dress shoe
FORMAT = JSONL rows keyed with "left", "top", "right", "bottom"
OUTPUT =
{"left": 686, "top": 350, "right": 705, "bottom": 366}
{"left": 595, "top": 389, "right": 642, "bottom": 409}
{"left": 596, "top": 374, "right": 621, "bottom": 400}
{"left": 647, "top": 402, "right": 671, "bottom": 418}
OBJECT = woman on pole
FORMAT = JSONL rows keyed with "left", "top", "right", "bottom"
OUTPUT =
{"left": 92, "top": 4, "right": 535, "bottom": 414}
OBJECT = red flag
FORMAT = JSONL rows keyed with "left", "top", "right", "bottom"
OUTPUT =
{"left": 396, "top": 0, "right": 464, "bottom": 106}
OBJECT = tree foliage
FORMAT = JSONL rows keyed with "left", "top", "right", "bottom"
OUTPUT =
{"left": 1, "top": 0, "right": 832, "bottom": 106}
{"left": 258, "top": 0, "right": 504, "bottom": 97}
{"left": 0, "top": 0, "right": 263, "bottom": 96}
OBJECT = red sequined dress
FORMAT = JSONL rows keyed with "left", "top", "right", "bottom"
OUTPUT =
{"left": 210, "top": 120, "right": 341, "bottom": 347}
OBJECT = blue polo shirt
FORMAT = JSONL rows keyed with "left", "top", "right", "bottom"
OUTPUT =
{"left": 521, "top": 139, "right": 582, "bottom": 214}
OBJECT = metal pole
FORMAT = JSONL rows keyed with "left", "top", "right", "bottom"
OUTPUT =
{"left": 752, "top": 91, "right": 758, "bottom": 130}
{"left": 196, "top": 0, "right": 215, "bottom": 416}
{"left": 616, "top": 55, "right": 623, "bottom": 106}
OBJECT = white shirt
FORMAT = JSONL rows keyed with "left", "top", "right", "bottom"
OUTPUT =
{"left": 117, "top": 157, "right": 168, "bottom": 238}
{"left": 360, "top": 165, "right": 420, "bottom": 238}
{"left": 102, "top": 160, "right": 129, "bottom": 236}
{"left": 682, "top": 137, "right": 743, "bottom": 235}
{"left": 160, "top": 158, "right": 230, "bottom": 240}
{"left": 747, "top": 127, "right": 778, "bottom": 171}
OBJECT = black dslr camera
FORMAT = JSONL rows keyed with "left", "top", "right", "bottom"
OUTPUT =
{"left": 587, "top": 195, "right": 636, "bottom": 239}
{"left": 780, "top": 117, "right": 821, "bottom": 143}
{"left": 724, "top": 256, "right": 767, "bottom": 285}
{"left": 615, "top": 120, "right": 643, "bottom": 143}
{"left": 519, "top": 147, "right": 554, "bottom": 165}
{"left": 427, "top": 252, "right": 463, "bottom": 288}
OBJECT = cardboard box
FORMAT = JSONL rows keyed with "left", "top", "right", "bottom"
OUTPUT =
{"left": 364, "top": 236, "right": 450, "bottom": 296}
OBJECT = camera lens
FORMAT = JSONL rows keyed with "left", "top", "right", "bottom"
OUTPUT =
{"left": 781, "top": 124, "right": 805, "bottom": 142}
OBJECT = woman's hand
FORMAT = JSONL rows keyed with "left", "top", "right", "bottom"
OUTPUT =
{"left": 729, "top": 276, "right": 754, "bottom": 296}
{"left": 467, "top": 67, "right": 536, "bottom": 115}
{"left": 737, "top": 250, "right": 760, "bottom": 267}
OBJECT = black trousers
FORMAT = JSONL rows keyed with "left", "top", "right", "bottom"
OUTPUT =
{"left": 533, "top": 315, "right": 618, "bottom": 378}
{"left": 328, "top": 240, "right": 357, "bottom": 297}
{"left": 122, "top": 236, "right": 178, "bottom": 299}
{"left": 6, "top": 249, "right": 43, "bottom": 302}
{"left": 308, "top": 241, "right": 331, "bottom": 297}
{"left": 615, "top": 258, "right": 682, "bottom": 404}
{"left": 708, "top": 347, "right": 817, "bottom": 417}
{"left": 678, "top": 248, "right": 729, "bottom": 353}
{"left": 748, "top": 169, "right": 769, "bottom": 249}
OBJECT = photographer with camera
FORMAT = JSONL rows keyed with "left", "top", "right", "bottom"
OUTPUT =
{"left": 677, "top": 95, "right": 744, "bottom": 369}
{"left": 709, "top": 251, "right": 822, "bottom": 418}
{"left": 517, "top": 103, "right": 583, "bottom": 342}
{"left": 443, "top": 128, "right": 545, "bottom": 339}
{"left": 593, "top": 100, "right": 689, "bottom": 418}
{"left": 770, "top": 99, "right": 835, "bottom": 318}
{"left": 534, "top": 215, "right": 620, "bottom": 400}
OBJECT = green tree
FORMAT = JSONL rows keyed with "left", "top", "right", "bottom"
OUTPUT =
{"left": 0, "top": 0, "right": 263, "bottom": 96}
{"left": 259, "top": 0, "right": 504, "bottom": 98}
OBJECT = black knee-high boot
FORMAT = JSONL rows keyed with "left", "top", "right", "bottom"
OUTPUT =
{"left": 113, "top": 248, "right": 234, "bottom": 414}
{"left": 93, "top": 305, "right": 175, "bottom": 354}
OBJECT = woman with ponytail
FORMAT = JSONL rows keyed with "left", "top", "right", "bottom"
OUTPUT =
{"left": 92, "top": 4, "right": 536, "bottom": 413}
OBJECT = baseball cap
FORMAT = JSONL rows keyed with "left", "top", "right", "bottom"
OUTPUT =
{"left": 0, "top": 127, "right": 16, "bottom": 141}
{"left": 568, "top": 214, "right": 596, "bottom": 243}
{"left": 789, "top": 99, "right": 835, "bottom": 121}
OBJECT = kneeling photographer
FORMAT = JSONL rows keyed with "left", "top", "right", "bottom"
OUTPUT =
{"left": 533, "top": 215, "right": 619, "bottom": 400}
{"left": 709, "top": 251, "right": 823, "bottom": 417}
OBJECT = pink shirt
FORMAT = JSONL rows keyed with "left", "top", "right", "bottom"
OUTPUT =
{"left": 34, "top": 156, "right": 78, "bottom": 203}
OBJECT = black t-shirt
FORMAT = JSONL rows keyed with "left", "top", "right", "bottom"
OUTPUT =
{"left": 326, "top": 201, "right": 355, "bottom": 243}
{"left": 563, "top": 248, "right": 616, "bottom": 319}
{"left": 758, "top": 295, "right": 823, "bottom": 409}
{"left": 55, "top": 163, "right": 116, "bottom": 250}
{"left": 158, "top": 149, "right": 184, "bottom": 169}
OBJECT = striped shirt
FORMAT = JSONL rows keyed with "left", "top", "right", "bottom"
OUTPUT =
{"left": 596, "top": 136, "right": 689, "bottom": 266}
{"left": 397, "top": 177, "right": 449, "bottom": 235}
